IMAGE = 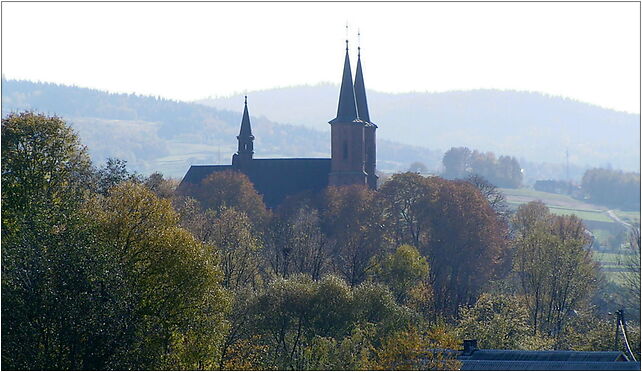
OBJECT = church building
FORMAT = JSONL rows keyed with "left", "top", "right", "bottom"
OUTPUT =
{"left": 179, "top": 40, "right": 377, "bottom": 208}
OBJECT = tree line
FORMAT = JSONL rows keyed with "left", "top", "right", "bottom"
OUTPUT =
{"left": 442, "top": 146, "right": 523, "bottom": 188}
{"left": 581, "top": 168, "right": 640, "bottom": 211}
{"left": 2, "top": 112, "right": 639, "bottom": 370}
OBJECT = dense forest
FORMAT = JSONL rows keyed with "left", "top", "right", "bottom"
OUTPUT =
{"left": 3, "top": 112, "right": 640, "bottom": 370}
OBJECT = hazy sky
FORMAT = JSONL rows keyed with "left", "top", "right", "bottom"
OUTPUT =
{"left": 2, "top": 2, "right": 640, "bottom": 113}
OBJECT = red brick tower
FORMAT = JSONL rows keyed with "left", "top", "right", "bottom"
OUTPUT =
{"left": 328, "top": 40, "right": 368, "bottom": 187}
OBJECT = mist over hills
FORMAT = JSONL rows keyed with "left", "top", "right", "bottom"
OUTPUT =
{"left": 1, "top": 79, "right": 440, "bottom": 178}
{"left": 3, "top": 79, "right": 638, "bottom": 182}
{"left": 200, "top": 84, "right": 640, "bottom": 173}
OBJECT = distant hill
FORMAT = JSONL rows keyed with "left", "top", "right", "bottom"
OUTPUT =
{"left": 200, "top": 85, "right": 640, "bottom": 172}
{"left": 1, "top": 79, "right": 441, "bottom": 177}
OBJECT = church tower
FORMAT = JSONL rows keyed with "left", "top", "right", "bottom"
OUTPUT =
{"left": 354, "top": 43, "right": 378, "bottom": 189}
{"left": 232, "top": 96, "right": 254, "bottom": 168}
{"left": 329, "top": 40, "right": 368, "bottom": 187}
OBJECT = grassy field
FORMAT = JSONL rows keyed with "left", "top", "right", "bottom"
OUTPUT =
{"left": 612, "top": 210, "right": 641, "bottom": 226}
{"left": 547, "top": 206, "right": 613, "bottom": 223}
{"left": 501, "top": 187, "right": 640, "bottom": 284}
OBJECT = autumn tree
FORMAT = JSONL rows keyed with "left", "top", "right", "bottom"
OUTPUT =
{"left": 375, "top": 327, "right": 461, "bottom": 370}
{"left": 466, "top": 174, "right": 510, "bottom": 223}
{"left": 378, "top": 172, "right": 431, "bottom": 249}
{"left": 144, "top": 171, "right": 179, "bottom": 199}
{"left": 379, "top": 173, "right": 510, "bottom": 316}
{"left": 178, "top": 170, "right": 269, "bottom": 226}
{"left": 321, "top": 185, "right": 389, "bottom": 286}
{"left": 265, "top": 206, "right": 330, "bottom": 280}
{"left": 425, "top": 178, "right": 510, "bottom": 315}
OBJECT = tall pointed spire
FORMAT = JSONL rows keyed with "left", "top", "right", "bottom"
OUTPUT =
{"left": 239, "top": 95, "right": 253, "bottom": 138}
{"left": 354, "top": 33, "right": 371, "bottom": 123}
{"left": 330, "top": 39, "right": 359, "bottom": 124}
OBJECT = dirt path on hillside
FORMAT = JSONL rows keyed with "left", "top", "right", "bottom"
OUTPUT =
{"left": 606, "top": 210, "right": 632, "bottom": 229}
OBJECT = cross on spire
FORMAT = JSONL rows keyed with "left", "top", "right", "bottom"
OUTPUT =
{"left": 345, "top": 22, "right": 349, "bottom": 51}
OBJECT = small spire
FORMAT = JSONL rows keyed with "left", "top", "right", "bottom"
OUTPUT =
{"left": 357, "top": 29, "right": 361, "bottom": 57}
{"left": 239, "top": 96, "right": 253, "bottom": 138}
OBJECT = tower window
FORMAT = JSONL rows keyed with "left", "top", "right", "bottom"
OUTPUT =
{"left": 343, "top": 141, "right": 348, "bottom": 160}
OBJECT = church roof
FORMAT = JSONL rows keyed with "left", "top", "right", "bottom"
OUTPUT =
{"left": 460, "top": 360, "right": 641, "bottom": 370}
{"left": 180, "top": 165, "right": 233, "bottom": 185}
{"left": 329, "top": 41, "right": 363, "bottom": 125}
{"left": 180, "top": 158, "right": 331, "bottom": 208}
{"left": 354, "top": 48, "right": 376, "bottom": 127}
{"left": 457, "top": 348, "right": 639, "bottom": 371}
{"left": 458, "top": 349, "right": 630, "bottom": 362}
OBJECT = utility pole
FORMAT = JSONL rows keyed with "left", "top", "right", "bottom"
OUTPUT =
{"left": 565, "top": 148, "right": 569, "bottom": 182}
{"left": 565, "top": 148, "right": 570, "bottom": 194}
{"left": 614, "top": 309, "right": 637, "bottom": 361}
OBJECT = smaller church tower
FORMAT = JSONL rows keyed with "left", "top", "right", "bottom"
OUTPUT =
{"left": 232, "top": 96, "right": 254, "bottom": 168}
{"left": 354, "top": 43, "right": 378, "bottom": 189}
{"left": 329, "top": 40, "right": 367, "bottom": 187}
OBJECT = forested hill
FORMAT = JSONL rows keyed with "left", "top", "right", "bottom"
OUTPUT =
{"left": 200, "top": 85, "right": 641, "bottom": 172}
{"left": 1, "top": 79, "right": 441, "bottom": 177}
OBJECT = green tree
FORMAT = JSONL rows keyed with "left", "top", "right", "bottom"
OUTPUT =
{"left": 2, "top": 112, "right": 92, "bottom": 224}
{"left": 2, "top": 112, "right": 98, "bottom": 370}
{"left": 371, "top": 245, "right": 430, "bottom": 304}
{"left": 93, "top": 157, "right": 142, "bottom": 195}
{"left": 88, "top": 182, "right": 231, "bottom": 369}
{"left": 206, "top": 207, "right": 263, "bottom": 291}
{"left": 223, "top": 275, "right": 418, "bottom": 370}
{"left": 511, "top": 202, "right": 601, "bottom": 341}
{"left": 458, "top": 293, "right": 534, "bottom": 350}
